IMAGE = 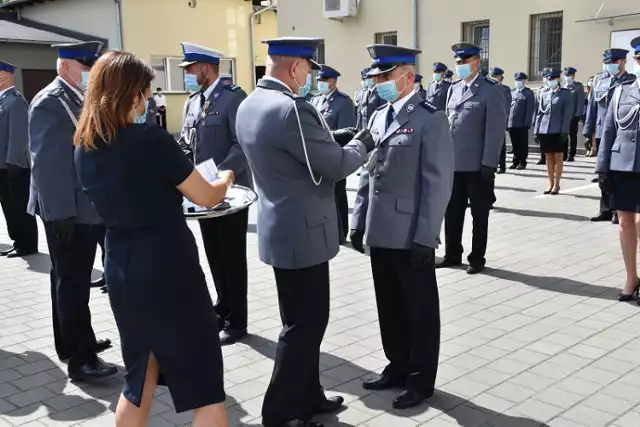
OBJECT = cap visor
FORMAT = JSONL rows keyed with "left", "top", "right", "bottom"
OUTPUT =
{"left": 179, "top": 60, "right": 197, "bottom": 68}
{"left": 309, "top": 59, "right": 321, "bottom": 70}
{"left": 367, "top": 65, "right": 397, "bottom": 77}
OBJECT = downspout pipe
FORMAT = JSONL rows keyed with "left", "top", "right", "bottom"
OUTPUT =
{"left": 250, "top": 4, "right": 276, "bottom": 90}
{"left": 412, "top": 0, "right": 419, "bottom": 72}
{"left": 114, "top": 0, "right": 124, "bottom": 49}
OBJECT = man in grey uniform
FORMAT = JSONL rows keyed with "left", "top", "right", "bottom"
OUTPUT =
{"left": 508, "top": 72, "right": 535, "bottom": 169}
{"left": 235, "top": 37, "right": 375, "bottom": 427}
{"left": 350, "top": 44, "right": 454, "bottom": 409}
{"left": 563, "top": 67, "right": 585, "bottom": 162}
{"left": 0, "top": 61, "right": 38, "bottom": 258}
{"left": 490, "top": 67, "right": 512, "bottom": 174}
{"left": 28, "top": 42, "right": 115, "bottom": 380}
{"left": 354, "top": 67, "right": 372, "bottom": 120}
{"left": 356, "top": 67, "right": 385, "bottom": 130}
{"left": 436, "top": 42, "right": 507, "bottom": 274}
{"left": 414, "top": 74, "right": 426, "bottom": 100}
{"left": 177, "top": 42, "right": 251, "bottom": 345}
{"left": 145, "top": 94, "right": 158, "bottom": 126}
{"left": 425, "top": 62, "right": 451, "bottom": 111}
{"left": 535, "top": 68, "right": 551, "bottom": 165}
{"left": 310, "top": 64, "right": 356, "bottom": 242}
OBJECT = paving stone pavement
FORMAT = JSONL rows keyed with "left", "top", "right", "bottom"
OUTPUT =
{"left": 0, "top": 155, "right": 639, "bottom": 427}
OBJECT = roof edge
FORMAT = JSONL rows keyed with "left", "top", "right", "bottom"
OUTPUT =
{"left": 0, "top": 13, "right": 109, "bottom": 46}
{"left": 0, "top": 0, "right": 58, "bottom": 10}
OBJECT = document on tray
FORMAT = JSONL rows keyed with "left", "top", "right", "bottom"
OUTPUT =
{"left": 183, "top": 159, "right": 220, "bottom": 212}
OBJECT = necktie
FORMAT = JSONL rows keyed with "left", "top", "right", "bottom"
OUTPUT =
{"left": 199, "top": 93, "right": 206, "bottom": 112}
{"left": 386, "top": 106, "right": 394, "bottom": 131}
{"left": 462, "top": 85, "right": 468, "bottom": 94}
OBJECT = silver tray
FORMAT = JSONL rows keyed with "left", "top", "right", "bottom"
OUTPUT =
{"left": 184, "top": 184, "right": 257, "bottom": 220}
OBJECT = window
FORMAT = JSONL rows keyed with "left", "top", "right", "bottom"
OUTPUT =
{"left": 311, "top": 41, "right": 326, "bottom": 91}
{"left": 374, "top": 31, "right": 398, "bottom": 46}
{"left": 529, "top": 11, "right": 563, "bottom": 81}
{"left": 150, "top": 56, "right": 236, "bottom": 92}
{"left": 461, "top": 20, "right": 490, "bottom": 72}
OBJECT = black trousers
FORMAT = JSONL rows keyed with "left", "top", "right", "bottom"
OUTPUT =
{"left": 45, "top": 222, "right": 103, "bottom": 368}
{"left": 444, "top": 171, "right": 494, "bottom": 266}
{"left": 509, "top": 127, "right": 529, "bottom": 166}
{"left": 335, "top": 179, "right": 348, "bottom": 242}
{"left": 498, "top": 136, "right": 507, "bottom": 170}
{"left": 156, "top": 107, "right": 167, "bottom": 130}
{"left": 565, "top": 117, "right": 580, "bottom": 158}
{"left": 370, "top": 247, "right": 440, "bottom": 393}
{"left": 199, "top": 209, "right": 248, "bottom": 331}
{"left": 0, "top": 168, "right": 38, "bottom": 252}
{"left": 262, "top": 262, "right": 330, "bottom": 423}
{"left": 591, "top": 138, "right": 613, "bottom": 215}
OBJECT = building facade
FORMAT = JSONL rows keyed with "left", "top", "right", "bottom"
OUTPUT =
{"left": 278, "top": 0, "right": 640, "bottom": 96}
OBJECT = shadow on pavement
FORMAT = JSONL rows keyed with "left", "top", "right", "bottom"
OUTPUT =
{"left": 492, "top": 206, "right": 590, "bottom": 222}
{"left": 508, "top": 172, "right": 583, "bottom": 181}
{"left": 494, "top": 185, "right": 536, "bottom": 193}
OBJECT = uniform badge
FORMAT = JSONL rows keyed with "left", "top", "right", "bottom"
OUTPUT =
{"left": 395, "top": 128, "right": 414, "bottom": 134}
{"left": 407, "top": 104, "right": 414, "bottom": 112}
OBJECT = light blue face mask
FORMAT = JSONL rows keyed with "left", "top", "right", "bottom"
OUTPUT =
{"left": 80, "top": 71, "right": 90, "bottom": 91}
{"left": 135, "top": 98, "right": 149, "bottom": 124}
{"left": 317, "top": 81, "right": 330, "bottom": 94}
{"left": 456, "top": 64, "right": 472, "bottom": 80}
{"left": 633, "top": 61, "right": 640, "bottom": 77}
{"left": 566, "top": 76, "right": 574, "bottom": 84}
{"left": 184, "top": 74, "right": 201, "bottom": 93}
{"left": 361, "top": 78, "right": 373, "bottom": 89}
{"left": 605, "top": 63, "right": 620, "bottom": 75}
{"left": 433, "top": 73, "right": 442, "bottom": 82}
{"left": 547, "top": 79, "right": 559, "bottom": 89}
{"left": 295, "top": 73, "right": 311, "bottom": 98}
{"left": 376, "top": 73, "right": 407, "bottom": 103}
{"left": 515, "top": 80, "right": 525, "bottom": 90}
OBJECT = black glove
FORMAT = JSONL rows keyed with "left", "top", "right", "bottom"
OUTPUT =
{"left": 354, "top": 129, "right": 376, "bottom": 153}
{"left": 480, "top": 166, "right": 495, "bottom": 181}
{"left": 411, "top": 244, "right": 434, "bottom": 267}
{"left": 349, "top": 229, "right": 365, "bottom": 254}
{"left": 331, "top": 127, "right": 358, "bottom": 147}
{"left": 598, "top": 172, "right": 612, "bottom": 194}
{"left": 51, "top": 217, "right": 76, "bottom": 245}
{"left": 6, "top": 164, "right": 21, "bottom": 180}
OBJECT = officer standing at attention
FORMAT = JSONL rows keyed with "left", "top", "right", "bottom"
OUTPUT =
{"left": 414, "top": 74, "right": 427, "bottom": 100}
{"left": 310, "top": 64, "right": 356, "bottom": 242}
{"left": 535, "top": 68, "right": 551, "bottom": 165}
{"left": 0, "top": 61, "right": 38, "bottom": 258}
{"left": 354, "top": 67, "right": 372, "bottom": 123}
{"left": 563, "top": 67, "right": 585, "bottom": 162}
{"left": 490, "top": 67, "right": 512, "bottom": 174}
{"left": 145, "top": 93, "right": 158, "bottom": 126}
{"left": 444, "top": 69, "right": 453, "bottom": 82}
{"left": 177, "top": 42, "right": 251, "bottom": 345}
{"left": 584, "top": 48, "right": 635, "bottom": 225}
{"left": 425, "top": 62, "right": 451, "bottom": 111}
{"left": 356, "top": 67, "right": 385, "bottom": 130}
{"left": 350, "top": 44, "right": 454, "bottom": 409}
{"left": 235, "top": 37, "right": 375, "bottom": 427}
{"left": 28, "top": 41, "right": 115, "bottom": 380}
{"left": 436, "top": 42, "right": 506, "bottom": 274}
{"left": 507, "top": 72, "right": 535, "bottom": 170}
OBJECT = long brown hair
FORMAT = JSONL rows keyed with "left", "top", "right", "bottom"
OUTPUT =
{"left": 74, "top": 50, "right": 155, "bottom": 150}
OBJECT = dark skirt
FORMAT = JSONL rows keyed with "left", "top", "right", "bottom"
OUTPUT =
{"left": 611, "top": 171, "right": 640, "bottom": 213}
{"left": 538, "top": 134, "right": 564, "bottom": 154}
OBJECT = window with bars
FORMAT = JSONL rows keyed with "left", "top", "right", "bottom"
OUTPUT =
{"left": 529, "top": 11, "right": 563, "bottom": 81}
{"left": 374, "top": 31, "right": 398, "bottom": 46}
{"left": 461, "top": 20, "right": 490, "bottom": 72}
{"left": 150, "top": 56, "right": 236, "bottom": 92}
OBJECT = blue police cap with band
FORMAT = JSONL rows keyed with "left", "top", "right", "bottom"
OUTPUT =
{"left": 632, "top": 36, "right": 640, "bottom": 57}
{"left": 415, "top": 74, "right": 423, "bottom": 83}
{"left": 452, "top": 42, "right": 481, "bottom": 60}
{"left": 490, "top": 67, "right": 505, "bottom": 76}
{"left": 361, "top": 67, "right": 371, "bottom": 79}
{"left": 432, "top": 62, "right": 447, "bottom": 72}
{"left": 563, "top": 67, "right": 577, "bottom": 75}
{"left": 603, "top": 48, "right": 628, "bottom": 63}
{"left": 53, "top": 41, "right": 103, "bottom": 67}
{"left": 366, "top": 44, "right": 422, "bottom": 77}
{"left": 262, "top": 37, "right": 323, "bottom": 70}
{"left": 545, "top": 68, "right": 562, "bottom": 78}
{"left": 0, "top": 61, "right": 16, "bottom": 74}
{"left": 514, "top": 72, "right": 528, "bottom": 80}
{"left": 179, "top": 43, "right": 224, "bottom": 68}
{"left": 317, "top": 65, "right": 340, "bottom": 80}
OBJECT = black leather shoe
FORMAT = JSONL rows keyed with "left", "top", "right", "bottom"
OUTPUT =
{"left": 467, "top": 264, "right": 485, "bottom": 275}
{"left": 591, "top": 177, "right": 599, "bottom": 183}
{"left": 392, "top": 389, "right": 433, "bottom": 410}
{"left": 517, "top": 164, "right": 527, "bottom": 170}
{"left": 508, "top": 164, "right": 518, "bottom": 170}
{"left": 219, "top": 328, "right": 247, "bottom": 345}
{"left": 68, "top": 359, "right": 117, "bottom": 382}
{"left": 590, "top": 213, "right": 612, "bottom": 222}
{"left": 100, "top": 285, "right": 108, "bottom": 294}
{"left": 262, "top": 419, "right": 323, "bottom": 427}
{"left": 91, "top": 276, "right": 106, "bottom": 288}
{"left": 435, "top": 257, "right": 463, "bottom": 269}
{"left": 496, "top": 168, "right": 506, "bottom": 174}
{"left": 618, "top": 279, "right": 640, "bottom": 302}
{"left": 59, "top": 339, "right": 112, "bottom": 363}
{"left": 314, "top": 396, "right": 344, "bottom": 414}
{"left": 6, "top": 248, "right": 37, "bottom": 258}
{"left": 567, "top": 156, "right": 575, "bottom": 162}
{"left": 536, "top": 159, "right": 545, "bottom": 165}
{"left": 363, "top": 374, "right": 405, "bottom": 390}
{"left": 0, "top": 246, "right": 15, "bottom": 256}
{"left": 612, "top": 214, "right": 619, "bottom": 225}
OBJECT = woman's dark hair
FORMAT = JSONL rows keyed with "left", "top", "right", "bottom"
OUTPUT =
{"left": 74, "top": 50, "right": 155, "bottom": 150}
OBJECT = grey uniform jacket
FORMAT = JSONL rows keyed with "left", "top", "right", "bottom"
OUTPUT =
{"left": 425, "top": 80, "right": 451, "bottom": 112}
{"left": 27, "top": 77, "right": 101, "bottom": 224}
{"left": 565, "top": 81, "right": 586, "bottom": 118}
{"left": 356, "top": 87, "right": 385, "bottom": 130}
{"left": 445, "top": 76, "right": 507, "bottom": 171}
{"left": 0, "top": 88, "right": 30, "bottom": 169}
{"left": 235, "top": 78, "right": 367, "bottom": 269}
{"left": 351, "top": 93, "right": 454, "bottom": 250}
{"left": 499, "top": 84, "right": 512, "bottom": 126}
{"left": 534, "top": 88, "right": 573, "bottom": 135}
{"left": 508, "top": 87, "right": 535, "bottom": 129}
{"left": 584, "top": 71, "right": 636, "bottom": 139}
{"left": 146, "top": 96, "right": 158, "bottom": 125}
{"left": 178, "top": 83, "right": 252, "bottom": 188}
{"left": 310, "top": 90, "right": 356, "bottom": 131}
{"left": 596, "top": 80, "right": 640, "bottom": 173}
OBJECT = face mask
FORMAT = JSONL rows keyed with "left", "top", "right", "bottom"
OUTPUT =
{"left": 80, "top": 72, "right": 90, "bottom": 91}
{"left": 456, "top": 64, "right": 472, "bottom": 80}
{"left": 515, "top": 80, "right": 524, "bottom": 90}
{"left": 632, "top": 61, "right": 640, "bottom": 77}
{"left": 184, "top": 74, "right": 201, "bottom": 92}
{"left": 605, "top": 63, "right": 620, "bottom": 75}
{"left": 433, "top": 73, "right": 442, "bottom": 82}
{"left": 566, "top": 76, "right": 574, "bottom": 84}
{"left": 294, "top": 63, "right": 311, "bottom": 98}
{"left": 376, "top": 73, "right": 407, "bottom": 103}
{"left": 361, "top": 80, "right": 368, "bottom": 89}
{"left": 134, "top": 98, "right": 148, "bottom": 124}
{"left": 587, "top": 81, "right": 592, "bottom": 87}
{"left": 543, "top": 77, "right": 548, "bottom": 85}
{"left": 548, "top": 79, "right": 559, "bottom": 89}
{"left": 317, "top": 81, "right": 330, "bottom": 94}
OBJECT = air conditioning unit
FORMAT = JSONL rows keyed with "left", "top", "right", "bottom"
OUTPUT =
{"left": 323, "top": 0, "right": 358, "bottom": 19}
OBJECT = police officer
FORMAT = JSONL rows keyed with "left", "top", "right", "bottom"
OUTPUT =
{"left": 437, "top": 42, "right": 507, "bottom": 274}
{"left": 536, "top": 68, "right": 551, "bottom": 165}
{"left": 0, "top": 61, "right": 38, "bottom": 258}
{"left": 28, "top": 41, "right": 115, "bottom": 380}
{"left": 425, "top": 62, "right": 451, "bottom": 111}
{"left": 563, "top": 67, "right": 585, "bottom": 162}
{"left": 356, "top": 67, "right": 385, "bottom": 130}
{"left": 177, "top": 43, "right": 251, "bottom": 345}
{"left": 585, "top": 48, "right": 636, "bottom": 224}
{"left": 145, "top": 93, "right": 158, "bottom": 126}
{"left": 444, "top": 69, "right": 453, "bottom": 82}
{"left": 235, "top": 37, "right": 375, "bottom": 427}
{"left": 414, "top": 74, "right": 427, "bottom": 100}
{"left": 310, "top": 64, "right": 356, "bottom": 242}
{"left": 220, "top": 73, "right": 233, "bottom": 85}
{"left": 490, "top": 67, "right": 512, "bottom": 173}
{"left": 350, "top": 44, "right": 454, "bottom": 410}
{"left": 596, "top": 36, "right": 640, "bottom": 302}
{"left": 508, "top": 72, "right": 535, "bottom": 170}
{"left": 354, "top": 67, "right": 372, "bottom": 120}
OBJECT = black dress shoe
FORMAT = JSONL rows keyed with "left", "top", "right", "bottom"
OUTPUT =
{"left": 466, "top": 264, "right": 485, "bottom": 275}
{"left": 392, "top": 389, "right": 433, "bottom": 410}
{"left": 363, "top": 373, "right": 405, "bottom": 390}
{"left": 567, "top": 156, "right": 575, "bottom": 162}
{"left": 590, "top": 213, "right": 612, "bottom": 222}
{"left": 496, "top": 168, "right": 506, "bottom": 174}
{"left": 100, "top": 285, "right": 108, "bottom": 294}
{"left": 262, "top": 419, "right": 323, "bottom": 427}
{"left": 6, "top": 248, "right": 37, "bottom": 258}
{"left": 219, "top": 328, "right": 247, "bottom": 345}
{"left": 508, "top": 164, "right": 518, "bottom": 170}
{"left": 0, "top": 246, "right": 15, "bottom": 256}
{"left": 536, "top": 159, "right": 545, "bottom": 165}
{"left": 612, "top": 214, "right": 619, "bottom": 225}
{"left": 68, "top": 359, "right": 117, "bottom": 382}
{"left": 314, "top": 396, "right": 344, "bottom": 414}
{"left": 618, "top": 279, "right": 640, "bottom": 302}
{"left": 58, "top": 339, "right": 112, "bottom": 363}
{"left": 435, "top": 257, "right": 463, "bottom": 269}
{"left": 90, "top": 276, "right": 106, "bottom": 288}
{"left": 591, "top": 177, "right": 599, "bottom": 183}
{"left": 517, "top": 164, "right": 526, "bottom": 170}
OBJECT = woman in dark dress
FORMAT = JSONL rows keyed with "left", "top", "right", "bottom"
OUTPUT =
{"left": 73, "top": 51, "right": 232, "bottom": 427}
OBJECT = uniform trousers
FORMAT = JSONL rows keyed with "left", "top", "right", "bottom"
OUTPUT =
{"left": 444, "top": 171, "right": 494, "bottom": 267}
{"left": 498, "top": 136, "right": 507, "bottom": 170}
{"left": 45, "top": 222, "right": 103, "bottom": 369}
{"left": 592, "top": 138, "right": 613, "bottom": 216}
{"left": 199, "top": 209, "right": 249, "bottom": 331}
{"left": 508, "top": 127, "right": 529, "bottom": 166}
{"left": 262, "top": 262, "right": 330, "bottom": 423}
{"left": 370, "top": 247, "right": 440, "bottom": 393}
{"left": 335, "top": 179, "right": 348, "bottom": 242}
{"left": 0, "top": 168, "right": 37, "bottom": 252}
{"left": 564, "top": 117, "right": 580, "bottom": 158}
{"left": 156, "top": 107, "right": 167, "bottom": 130}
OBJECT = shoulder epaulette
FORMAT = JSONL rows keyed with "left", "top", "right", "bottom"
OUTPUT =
{"left": 420, "top": 101, "right": 437, "bottom": 113}
{"left": 619, "top": 77, "right": 636, "bottom": 86}
{"left": 452, "top": 79, "right": 463, "bottom": 85}
{"left": 484, "top": 76, "right": 497, "bottom": 84}
{"left": 188, "top": 92, "right": 199, "bottom": 99}
{"left": 224, "top": 84, "right": 241, "bottom": 92}
{"left": 281, "top": 90, "right": 298, "bottom": 100}
{"left": 49, "top": 86, "right": 64, "bottom": 98}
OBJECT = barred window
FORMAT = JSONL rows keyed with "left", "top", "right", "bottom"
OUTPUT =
{"left": 461, "top": 20, "right": 490, "bottom": 72}
{"left": 529, "top": 11, "right": 563, "bottom": 81}
{"left": 374, "top": 31, "right": 398, "bottom": 46}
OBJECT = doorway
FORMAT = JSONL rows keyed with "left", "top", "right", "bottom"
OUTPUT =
{"left": 22, "top": 69, "right": 57, "bottom": 102}
{"left": 255, "top": 66, "right": 265, "bottom": 84}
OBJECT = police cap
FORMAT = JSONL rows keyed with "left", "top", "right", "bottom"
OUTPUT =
{"left": 490, "top": 67, "right": 505, "bottom": 76}
{"left": 603, "top": 48, "right": 628, "bottom": 63}
{"left": 361, "top": 67, "right": 371, "bottom": 79}
{"left": 0, "top": 61, "right": 16, "bottom": 74}
{"left": 631, "top": 36, "right": 640, "bottom": 58}
{"left": 545, "top": 68, "right": 562, "bottom": 79}
{"left": 415, "top": 74, "right": 423, "bottom": 83}
{"left": 366, "top": 44, "right": 421, "bottom": 77}
{"left": 514, "top": 72, "right": 528, "bottom": 80}
{"left": 563, "top": 67, "right": 577, "bottom": 75}
{"left": 432, "top": 62, "right": 447, "bottom": 72}
{"left": 262, "top": 37, "right": 323, "bottom": 70}
{"left": 317, "top": 65, "right": 341, "bottom": 80}
{"left": 451, "top": 42, "right": 481, "bottom": 60}
{"left": 52, "top": 41, "right": 103, "bottom": 67}
{"left": 179, "top": 43, "right": 224, "bottom": 68}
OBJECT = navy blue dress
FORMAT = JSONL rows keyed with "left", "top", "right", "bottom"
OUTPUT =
{"left": 74, "top": 124, "right": 225, "bottom": 412}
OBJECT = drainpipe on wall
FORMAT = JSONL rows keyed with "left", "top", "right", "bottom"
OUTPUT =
{"left": 412, "top": 0, "right": 419, "bottom": 72}
{"left": 250, "top": 4, "right": 276, "bottom": 90}
{"left": 114, "top": 0, "right": 124, "bottom": 49}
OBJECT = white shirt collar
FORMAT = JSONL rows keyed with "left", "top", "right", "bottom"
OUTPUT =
{"left": 0, "top": 86, "right": 14, "bottom": 98}
{"left": 58, "top": 76, "right": 84, "bottom": 101}
{"left": 202, "top": 77, "right": 220, "bottom": 100}
{"left": 637, "top": 78, "right": 640, "bottom": 90}
{"left": 465, "top": 73, "right": 480, "bottom": 89}
{"left": 262, "top": 76, "right": 293, "bottom": 93}
{"left": 390, "top": 89, "right": 416, "bottom": 115}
